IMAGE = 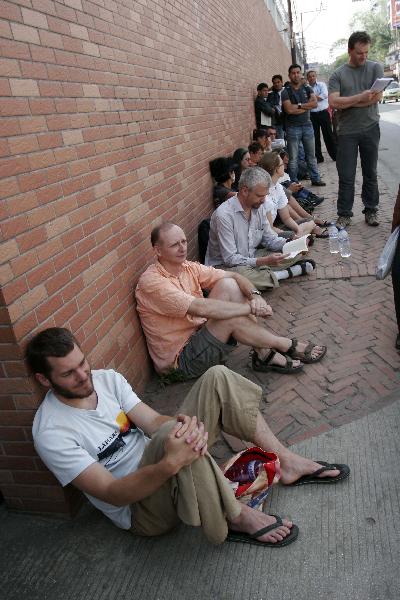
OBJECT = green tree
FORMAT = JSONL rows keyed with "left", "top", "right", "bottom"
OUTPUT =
{"left": 349, "top": 0, "right": 395, "bottom": 62}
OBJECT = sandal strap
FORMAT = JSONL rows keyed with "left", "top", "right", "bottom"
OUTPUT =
{"left": 310, "top": 461, "right": 338, "bottom": 477}
{"left": 252, "top": 349, "right": 276, "bottom": 368}
{"left": 286, "top": 338, "right": 298, "bottom": 357}
{"left": 301, "top": 341, "right": 315, "bottom": 360}
{"left": 286, "top": 266, "right": 294, "bottom": 278}
{"left": 250, "top": 514, "right": 283, "bottom": 539}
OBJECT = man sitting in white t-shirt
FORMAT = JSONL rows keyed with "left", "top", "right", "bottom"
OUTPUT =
{"left": 28, "top": 327, "right": 349, "bottom": 547}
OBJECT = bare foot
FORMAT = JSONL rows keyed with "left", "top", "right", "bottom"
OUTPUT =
{"left": 258, "top": 349, "right": 302, "bottom": 369}
{"left": 283, "top": 340, "right": 326, "bottom": 361}
{"left": 278, "top": 449, "right": 340, "bottom": 485}
{"left": 228, "top": 502, "right": 293, "bottom": 544}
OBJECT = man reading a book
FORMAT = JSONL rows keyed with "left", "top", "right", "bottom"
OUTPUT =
{"left": 205, "top": 167, "right": 316, "bottom": 289}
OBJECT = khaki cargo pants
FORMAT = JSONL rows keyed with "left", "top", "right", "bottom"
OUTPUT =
{"left": 131, "top": 365, "right": 261, "bottom": 544}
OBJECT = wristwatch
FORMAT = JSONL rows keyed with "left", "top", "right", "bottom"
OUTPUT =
{"left": 298, "top": 102, "right": 302, "bottom": 109}
{"left": 250, "top": 289, "right": 262, "bottom": 296}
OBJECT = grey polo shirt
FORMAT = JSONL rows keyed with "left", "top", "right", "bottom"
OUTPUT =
{"left": 205, "top": 194, "right": 285, "bottom": 268}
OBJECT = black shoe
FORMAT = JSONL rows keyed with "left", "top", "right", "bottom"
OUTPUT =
{"left": 363, "top": 209, "right": 379, "bottom": 226}
{"left": 317, "top": 157, "right": 324, "bottom": 163}
{"left": 308, "top": 193, "right": 324, "bottom": 206}
{"left": 311, "top": 180, "right": 326, "bottom": 187}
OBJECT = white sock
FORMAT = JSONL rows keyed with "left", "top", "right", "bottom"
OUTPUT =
{"left": 275, "top": 262, "right": 314, "bottom": 280}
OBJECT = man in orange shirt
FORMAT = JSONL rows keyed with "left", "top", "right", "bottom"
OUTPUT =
{"left": 135, "top": 222, "right": 326, "bottom": 380}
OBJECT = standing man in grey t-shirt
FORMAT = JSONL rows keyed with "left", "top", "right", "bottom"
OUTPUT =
{"left": 328, "top": 31, "right": 383, "bottom": 227}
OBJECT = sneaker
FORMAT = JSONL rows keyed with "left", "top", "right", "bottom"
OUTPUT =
{"left": 311, "top": 180, "right": 326, "bottom": 187}
{"left": 336, "top": 215, "right": 351, "bottom": 228}
{"left": 308, "top": 194, "right": 324, "bottom": 206}
{"left": 364, "top": 210, "right": 379, "bottom": 227}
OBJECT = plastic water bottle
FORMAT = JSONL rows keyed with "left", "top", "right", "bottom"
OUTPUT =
{"left": 328, "top": 223, "right": 340, "bottom": 254}
{"left": 338, "top": 228, "right": 351, "bottom": 257}
{"left": 226, "top": 460, "right": 263, "bottom": 483}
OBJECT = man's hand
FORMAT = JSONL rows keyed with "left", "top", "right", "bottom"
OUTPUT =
{"left": 289, "top": 182, "right": 302, "bottom": 193}
{"left": 174, "top": 414, "right": 208, "bottom": 454}
{"left": 359, "top": 89, "right": 375, "bottom": 103}
{"left": 258, "top": 253, "right": 291, "bottom": 267}
{"left": 164, "top": 416, "right": 208, "bottom": 472}
{"left": 249, "top": 296, "right": 273, "bottom": 318}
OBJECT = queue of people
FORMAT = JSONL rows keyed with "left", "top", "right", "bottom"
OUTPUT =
{"left": 26, "top": 29, "right": 388, "bottom": 553}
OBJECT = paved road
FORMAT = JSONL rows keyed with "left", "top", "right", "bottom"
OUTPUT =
{"left": 379, "top": 102, "right": 400, "bottom": 195}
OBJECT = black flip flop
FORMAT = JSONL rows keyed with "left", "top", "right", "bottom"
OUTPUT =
{"left": 288, "top": 461, "right": 350, "bottom": 486}
{"left": 227, "top": 514, "right": 299, "bottom": 548}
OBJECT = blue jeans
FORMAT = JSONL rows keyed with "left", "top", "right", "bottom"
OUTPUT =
{"left": 286, "top": 123, "right": 320, "bottom": 183}
{"left": 336, "top": 123, "right": 380, "bottom": 217}
{"left": 275, "top": 125, "right": 285, "bottom": 140}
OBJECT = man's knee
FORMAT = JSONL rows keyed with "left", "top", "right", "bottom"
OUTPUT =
{"left": 211, "top": 277, "right": 240, "bottom": 297}
{"left": 199, "top": 364, "right": 233, "bottom": 386}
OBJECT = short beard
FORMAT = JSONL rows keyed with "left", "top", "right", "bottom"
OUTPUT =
{"left": 48, "top": 372, "right": 94, "bottom": 400}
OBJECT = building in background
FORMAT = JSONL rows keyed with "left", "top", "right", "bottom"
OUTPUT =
{"left": 386, "top": 0, "right": 400, "bottom": 78}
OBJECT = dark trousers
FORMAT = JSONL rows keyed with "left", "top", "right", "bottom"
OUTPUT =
{"left": 392, "top": 233, "right": 400, "bottom": 334}
{"left": 310, "top": 110, "right": 337, "bottom": 161}
{"left": 336, "top": 123, "right": 380, "bottom": 217}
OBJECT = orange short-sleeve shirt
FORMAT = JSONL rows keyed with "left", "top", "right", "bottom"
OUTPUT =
{"left": 135, "top": 260, "right": 225, "bottom": 373}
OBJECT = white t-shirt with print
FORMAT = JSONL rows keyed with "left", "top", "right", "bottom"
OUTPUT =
{"left": 32, "top": 369, "right": 148, "bottom": 529}
{"left": 264, "top": 181, "right": 288, "bottom": 223}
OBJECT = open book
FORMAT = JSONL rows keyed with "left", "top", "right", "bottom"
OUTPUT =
{"left": 370, "top": 78, "right": 393, "bottom": 93}
{"left": 282, "top": 234, "right": 309, "bottom": 258}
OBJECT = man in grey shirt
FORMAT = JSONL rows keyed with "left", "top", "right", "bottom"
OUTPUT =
{"left": 328, "top": 31, "right": 383, "bottom": 227}
{"left": 205, "top": 167, "right": 315, "bottom": 290}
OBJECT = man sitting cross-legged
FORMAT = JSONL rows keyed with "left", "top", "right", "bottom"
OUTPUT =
{"left": 205, "top": 167, "right": 316, "bottom": 289}
{"left": 28, "top": 328, "right": 349, "bottom": 548}
{"left": 135, "top": 220, "right": 326, "bottom": 379}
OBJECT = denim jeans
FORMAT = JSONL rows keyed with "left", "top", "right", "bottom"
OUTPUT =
{"left": 274, "top": 125, "right": 285, "bottom": 140}
{"left": 286, "top": 122, "right": 320, "bottom": 183}
{"left": 336, "top": 123, "right": 380, "bottom": 217}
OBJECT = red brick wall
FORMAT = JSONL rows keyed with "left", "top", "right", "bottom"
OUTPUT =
{"left": 0, "top": 0, "right": 291, "bottom": 514}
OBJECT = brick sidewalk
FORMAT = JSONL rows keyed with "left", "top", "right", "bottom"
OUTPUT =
{"left": 142, "top": 156, "right": 400, "bottom": 459}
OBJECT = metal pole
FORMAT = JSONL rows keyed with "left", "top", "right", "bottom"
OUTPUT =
{"left": 287, "top": 0, "right": 296, "bottom": 63}
{"left": 301, "top": 12, "right": 307, "bottom": 66}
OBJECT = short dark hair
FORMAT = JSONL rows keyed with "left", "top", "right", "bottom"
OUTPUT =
{"left": 256, "top": 82, "right": 269, "bottom": 92}
{"left": 209, "top": 157, "right": 237, "bottom": 184}
{"left": 348, "top": 31, "right": 371, "bottom": 50}
{"left": 271, "top": 74, "right": 283, "bottom": 83}
{"left": 150, "top": 222, "right": 177, "bottom": 247}
{"left": 306, "top": 70, "right": 316, "bottom": 77}
{"left": 25, "top": 328, "right": 80, "bottom": 377}
{"left": 288, "top": 63, "right": 302, "bottom": 74}
{"left": 252, "top": 128, "right": 269, "bottom": 141}
{"left": 248, "top": 141, "right": 263, "bottom": 154}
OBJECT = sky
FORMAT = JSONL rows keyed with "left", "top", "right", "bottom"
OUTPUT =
{"left": 293, "top": 0, "right": 372, "bottom": 64}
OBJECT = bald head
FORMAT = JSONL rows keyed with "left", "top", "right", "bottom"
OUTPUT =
{"left": 151, "top": 222, "right": 179, "bottom": 247}
{"left": 151, "top": 222, "right": 188, "bottom": 268}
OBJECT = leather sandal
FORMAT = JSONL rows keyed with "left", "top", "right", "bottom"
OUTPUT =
{"left": 284, "top": 338, "right": 327, "bottom": 364}
{"left": 251, "top": 349, "right": 304, "bottom": 374}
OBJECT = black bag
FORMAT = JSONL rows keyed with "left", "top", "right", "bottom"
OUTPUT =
{"left": 198, "top": 219, "right": 210, "bottom": 264}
